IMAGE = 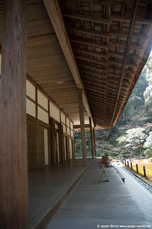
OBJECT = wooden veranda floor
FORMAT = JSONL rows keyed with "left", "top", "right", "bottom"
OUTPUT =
{"left": 28, "top": 158, "right": 94, "bottom": 229}
{"left": 28, "top": 159, "right": 152, "bottom": 229}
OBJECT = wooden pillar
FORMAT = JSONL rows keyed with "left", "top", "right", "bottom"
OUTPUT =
{"left": 72, "top": 139, "right": 75, "bottom": 160}
{"left": 93, "top": 128, "right": 96, "bottom": 157}
{"left": 66, "top": 136, "right": 70, "bottom": 161}
{"left": 61, "top": 131, "right": 65, "bottom": 162}
{"left": 0, "top": 1, "right": 28, "bottom": 229}
{"left": 78, "top": 88, "right": 87, "bottom": 166}
{"left": 58, "top": 123, "right": 62, "bottom": 162}
{"left": 59, "top": 123, "right": 65, "bottom": 163}
{"left": 50, "top": 118, "right": 56, "bottom": 164}
{"left": 48, "top": 101, "right": 51, "bottom": 165}
{"left": 89, "top": 117, "right": 94, "bottom": 158}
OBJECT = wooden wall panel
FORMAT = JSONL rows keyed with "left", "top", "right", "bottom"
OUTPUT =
{"left": 67, "top": 127, "right": 70, "bottom": 135}
{"left": 38, "top": 107, "right": 49, "bottom": 124}
{"left": 27, "top": 117, "right": 37, "bottom": 169}
{"left": 61, "top": 112, "right": 65, "bottom": 124}
{"left": 26, "top": 98, "right": 36, "bottom": 117}
{"left": 66, "top": 118, "right": 70, "bottom": 127}
{"left": 38, "top": 90, "right": 48, "bottom": 110}
{"left": 63, "top": 124, "right": 66, "bottom": 133}
{"left": 50, "top": 102, "right": 60, "bottom": 122}
{"left": 38, "top": 125, "right": 45, "bottom": 167}
{"left": 26, "top": 79, "right": 35, "bottom": 100}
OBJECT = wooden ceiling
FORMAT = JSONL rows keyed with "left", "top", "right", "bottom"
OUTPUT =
{"left": 26, "top": 0, "right": 85, "bottom": 124}
{"left": 0, "top": 0, "right": 152, "bottom": 129}
{"left": 56, "top": 0, "right": 152, "bottom": 128}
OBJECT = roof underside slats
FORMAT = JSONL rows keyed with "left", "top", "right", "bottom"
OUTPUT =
{"left": 58, "top": 0, "right": 152, "bottom": 128}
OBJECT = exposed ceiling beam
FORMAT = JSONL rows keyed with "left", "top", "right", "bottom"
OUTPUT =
{"left": 78, "top": 62, "right": 135, "bottom": 75}
{"left": 111, "top": 14, "right": 152, "bottom": 25}
{"left": 74, "top": 124, "right": 90, "bottom": 129}
{"left": 110, "top": 30, "right": 149, "bottom": 39}
{"left": 70, "top": 0, "right": 113, "bottom": 5}
{"left": 87, "top": 92, "right": 124, "bottom": 103}
{"left": 82, "top": 75, "right": 129, "bottom": 89}
{"left": 63, "top": 12, "right": 112, "bottom": 25}
{"left": 109, "top": 50, "right": 141, "bottom": 60}
{"left": 70, "top": 37, "right": 109, "bottom": 49}
{"left": 43, "top": 0, "right": 94, "bottom": 126}
{"left": 84, "top": 80, "right": 128, "bottom": 93}
{"left": 80, "top": 69, "right": 107, "bottom": 79}
{"left": 73, "top": 48, "right": 109, "bottom": 59}
{"left": 75, "top": 55, "right": 109, "bottom": 66}
{"left": 74, "top": 47, "right": 142, "bottom": 62}
{"left": 78, "top": 62, "right": 107, "bottom": 73}
{"left": 68, "top": 27, "right": 111, "bottom": 38}
{"left": 109, "top": 41, "right": 144, "bottom": 50}
{"left": 78, "top": 63, "right": 134, "bottom": 79}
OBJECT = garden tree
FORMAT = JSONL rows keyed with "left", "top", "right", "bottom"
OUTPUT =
{"left": 117, "top": 128, "right": 147, "bottom": 158}
{"left": 144, "top": 149, "right": 152, "bottom": 158}
{"left": 144, "top": 131, "right": 152, "bottom": 157}
{"left": 75, "top": 139, "right": 82, "bottom": 157}
{"left": 95, "top": 140, "right": 114, "bottom": 157}
{"left": 144, "top": 54, "right": 152, "bottom": 111}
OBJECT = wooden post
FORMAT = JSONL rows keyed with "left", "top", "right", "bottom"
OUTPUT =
{"left": 48, "top": 101, "right": 51, "bottom": 165}
{"left": 0, "top": 1, "right": 28, "bottom": 228}
{"left": 78, "top": 88, "right": 87, "bottom": 166}
{"left": 131, "top": 162, "right": 132, "bottom": 170}
{"left": 59, "top": 123, "right": 65, "bottom": 163}
{"left": 93, "top": 128, "right": 96, "bottom": 157}
{"left": 66, "top": 137, "right": 70, "bottom": 161}
{"left": 136, "top": 164, "right": 138, "bottom": 173}
{"left": 50, "top": 118, "right": 56, "bottom": 164}
{"left": 143, "top": 166, "right": 146, "bottom": 177}
{"left": 58, "top": 123, "right": 62, "bottom": 163}
{"left": 89, "top": 117, "right": 94, "bottom": 158}
{"left": 72, "top": 139, "right": 75, "bottom": 159}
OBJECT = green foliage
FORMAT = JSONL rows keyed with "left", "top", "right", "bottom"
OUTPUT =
{"left": 75, "top": 139, "right": 82, "bottom": 157}
{"left": 74, "top": 132, "right": 81, "bottom": 139}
